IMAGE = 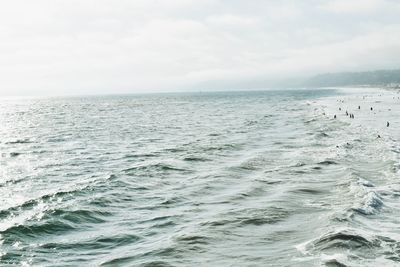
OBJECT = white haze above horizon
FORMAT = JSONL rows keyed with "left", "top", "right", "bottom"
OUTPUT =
{"left": 1, "top": 0, "right": 400, "bottom": 96}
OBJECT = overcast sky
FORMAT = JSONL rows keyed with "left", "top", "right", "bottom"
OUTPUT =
{"left": 1, "top": 0, "right": 400, "bottom": 96}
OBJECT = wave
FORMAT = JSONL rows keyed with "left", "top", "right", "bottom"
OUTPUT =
{"left": 290, "top": 188, "right": 326, "bottom": 195}
{"left": 313, "top": 230, "right": 376, "bottom": 250}
{"left": 123, "top": 163, "right": 190, "bottom": 174}
{"left": 200, "top": 207, "right": 290, "bottom": 227}
{"left": 175, "top": 234, "right": 210, "bottom": 245}
{"left": 297, "top": 227, "right": 400, "bottom": 266}
{"left": 4, "top": 139, "right": 32, "bottom": 145}
{"left": 137, "top": 261, "right": 175, "bottom": 267}
{"left": 0, "top": 184, "right": 92, "bottom": 220}
{"left": 41, "top": 233, "right": 141, "bottom": 250}
{"left": 235, "top": 156, "right": 269, "bottom": 171}
{"left": 1, "top": 220, "right": 75, "bottom": 240}
{"left": 324, "top": 258, "right": 348, "bottom": 267}
{"left": 9, "top": 152, "right": 22, "bottom": 157}
{"left": 182, "top": 156, "right": 210, "bottom": 162}
{"left": 318, "top": 160, "right": 338, "bottom": 165}
{"left": 349, "top": 178, "right": 383, "bottom": 216}
{"left": 0, "top": 208, "right": 111, "bottom": 240}
{"left": 101, "top": 257, "right": 174, "bottom": 267}
{"left": 297, "top": 228, "right": 376, "bottom": 258}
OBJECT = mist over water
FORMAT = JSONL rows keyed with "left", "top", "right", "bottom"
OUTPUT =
{"left": 1, "top": 89, "right": 400, "bottom": 266}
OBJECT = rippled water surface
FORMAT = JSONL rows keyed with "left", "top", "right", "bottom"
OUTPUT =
{"left": 1, "top": 89, "right": 400, "bottom": 266}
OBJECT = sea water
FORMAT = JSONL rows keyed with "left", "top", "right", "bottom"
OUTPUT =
{"left": 1, "top": 89, "right": 400, "bottom": 266}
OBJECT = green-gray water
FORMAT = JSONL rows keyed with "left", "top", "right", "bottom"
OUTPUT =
{"left": 1, "top": 89, "right": 400, "bottom": 266}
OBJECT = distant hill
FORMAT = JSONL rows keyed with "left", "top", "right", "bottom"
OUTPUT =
{"left": 305, "top": 69, "right": 400, "bottom": 87}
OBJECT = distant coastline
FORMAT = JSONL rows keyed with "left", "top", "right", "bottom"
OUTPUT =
{"left": 304, "top": 69, "right": 400, "bottom": 88}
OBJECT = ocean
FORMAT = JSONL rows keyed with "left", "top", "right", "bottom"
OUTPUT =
{"left": 1, "top": 88, "right": 400, "bottom": 266}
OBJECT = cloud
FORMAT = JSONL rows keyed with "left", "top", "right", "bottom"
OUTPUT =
{"left": 206, "top": 14, "right": 259, "bottom": 27}
{"left": 320, "top": 0, "right": 399, "bottom": 14}
{"left": 0, "top": 1, "right": 399, "bottom": 95}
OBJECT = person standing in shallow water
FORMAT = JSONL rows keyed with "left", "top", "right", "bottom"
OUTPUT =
{"left": 387, "top": 121, "right": 390, "bottom": 127}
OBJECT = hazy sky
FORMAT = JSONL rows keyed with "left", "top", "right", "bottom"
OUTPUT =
{"left": 1, "top": 0, "right": 400, "bottom": 96}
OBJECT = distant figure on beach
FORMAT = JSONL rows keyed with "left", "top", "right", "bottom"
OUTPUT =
{"left": 387, "top": 121, "right": 390, "bottom": 127}
{"left": 378, "top": 135, "right": 381, "bottom": 138}
{"left": 334, "top": 115, "right": 336, "bottom": 119}
{"left": 371, "top": 107, "right": 373, "bottom": 110}
{"left": 358, "top": 106, "right": 360, "bottom": 109}
{"left": 339, "top": 107, "right": 341, "bottom": 111}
